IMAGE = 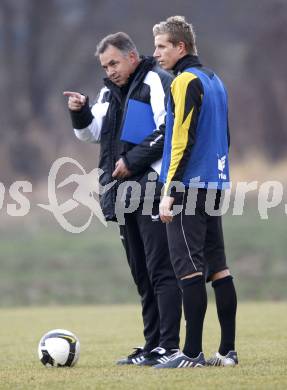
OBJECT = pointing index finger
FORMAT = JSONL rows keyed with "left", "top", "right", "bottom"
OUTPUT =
{"left": 63, "top": 91, "right": 82, "bottom": 98}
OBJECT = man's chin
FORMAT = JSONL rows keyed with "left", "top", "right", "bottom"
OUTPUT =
{"left": 111, "top": 78, "right": 123, "bottom": 86}
{"left": 159, "top": 63, "right": 169, "bottom": 70}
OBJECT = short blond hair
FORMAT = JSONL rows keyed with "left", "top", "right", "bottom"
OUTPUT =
{"left": 153, "top": 16, "right": 197, "bottom": 55}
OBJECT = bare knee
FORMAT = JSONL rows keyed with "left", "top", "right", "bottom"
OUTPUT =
{"left": 210, "top": 269, "right": 230, "bottom": 282}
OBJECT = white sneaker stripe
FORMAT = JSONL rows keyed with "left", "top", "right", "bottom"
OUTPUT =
{"left": 178, "top": 360, "right": 186, "bottom": 368}
{"left": 183, "top": 361, "right": 190, "bottom": 368}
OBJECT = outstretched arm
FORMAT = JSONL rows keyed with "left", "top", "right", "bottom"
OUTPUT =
{"left": 63, "top": 88, "right": 110, "bottom": 143}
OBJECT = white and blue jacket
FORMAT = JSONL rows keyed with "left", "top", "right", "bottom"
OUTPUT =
{"left": 69, "top": 57, "right": 172, "bottom": 220}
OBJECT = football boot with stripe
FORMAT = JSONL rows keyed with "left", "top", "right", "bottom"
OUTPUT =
{"left": 154, "top": 351, "right": 206, "bottom": 369}
{"left": 116, "top": 347, "right": 149, "bottom": 365}
{"left": 138, "top": 347, "right": 179, "bottom": 366}
{"left": 206, "top": 351, "right": 238, "bottom": 367}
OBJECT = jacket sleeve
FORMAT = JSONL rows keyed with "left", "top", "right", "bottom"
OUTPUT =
{"left": 122, "top": 70, "right": 173, "bottom": 174}
{"left": 70, "top": 87, "right": 110, "bottom": 143}
{"left": 164, "top": 73, "right": 203, "bottom": 196}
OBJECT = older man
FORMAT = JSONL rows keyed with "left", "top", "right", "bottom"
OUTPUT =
{"left": 64, "top": 32, "right": 181, "bottom": 366}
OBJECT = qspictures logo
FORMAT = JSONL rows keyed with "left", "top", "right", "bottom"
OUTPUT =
{"left": 38, "top": 157, "right": 116, "bottom": 233}
{"left": 2, "top": 157, "right": 287, "bottom": 233}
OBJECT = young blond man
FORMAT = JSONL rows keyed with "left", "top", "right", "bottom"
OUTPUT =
{"left": 153, "top": 16, "right": 238, "bottom": 368}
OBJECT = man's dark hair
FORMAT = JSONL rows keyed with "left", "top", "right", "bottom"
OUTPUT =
{"left": 95, "top": 32, "right": 139, "bottom": 57}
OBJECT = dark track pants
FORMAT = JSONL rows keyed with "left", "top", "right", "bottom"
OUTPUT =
{"left": 120, "top": 205, "right": 182, "bottom": 351}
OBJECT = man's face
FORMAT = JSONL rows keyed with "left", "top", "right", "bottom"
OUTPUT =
{"left": 99, "top": 45, "right": 138, "bottom": 86}
{"left": 153, "top": 33, "right": 184, "bottom": 70}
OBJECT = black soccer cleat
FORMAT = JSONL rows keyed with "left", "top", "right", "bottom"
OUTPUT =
{"left": 116, "top": 347, "right": 149, "bottom": 365}
{"left": 154, "top": 351, "right": 206, "bottom": 368}
{"left": 138, "top": 347, "right": 179, "bottom": 366}
{"left": 206, "top": 351, "right": 238, "bottom": 367}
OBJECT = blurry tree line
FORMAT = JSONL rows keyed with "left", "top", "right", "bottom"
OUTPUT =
{"left": 0, "top": 0, "right": 286, "bottom": 182}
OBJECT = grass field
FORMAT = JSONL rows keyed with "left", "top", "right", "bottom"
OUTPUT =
{"left": 0, "top": 302, "right": 286, "bottom": 390}
{"left": 1, "top": 201, "right": 287, "bottom": 306}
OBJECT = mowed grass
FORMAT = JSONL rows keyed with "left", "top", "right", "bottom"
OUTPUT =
{"left": 0, "top": 303, "right": 286, "bottom": 390}
{"left": 1, "top": 202, "right": 287, "bottom": 305}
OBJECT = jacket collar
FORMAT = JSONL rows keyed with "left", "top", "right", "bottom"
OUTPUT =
{"left": 173, "top": 54, "right": 202, "bottom": 75}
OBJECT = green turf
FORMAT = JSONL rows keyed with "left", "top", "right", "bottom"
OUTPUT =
{"left": 0, "top": 204, "right": 287, "bottom": 305}
{"left": 0, "top": 302, "right": 286, "bottom": 389}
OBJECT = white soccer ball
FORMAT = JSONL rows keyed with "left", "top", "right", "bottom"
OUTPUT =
{"left": 38, "top": 329, "right": 80, "bottom": 367}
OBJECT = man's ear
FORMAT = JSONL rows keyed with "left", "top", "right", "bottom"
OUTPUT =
{"left": 128, "top": 51, "right": 139, "bottom": 64}
{"left": 177, "top": 41, "right": 187, "bottom": 56}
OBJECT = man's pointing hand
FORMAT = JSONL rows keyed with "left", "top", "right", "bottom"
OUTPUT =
{"left": 63, "top": 91, "right": 86, "bottom": 111}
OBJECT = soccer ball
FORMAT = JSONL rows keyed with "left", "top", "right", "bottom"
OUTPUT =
{"left": 38, "top": 329, "right": 80, "bottom": 367}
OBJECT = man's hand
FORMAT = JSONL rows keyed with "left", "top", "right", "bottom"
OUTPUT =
{"left": 159, "top": 195, "right": 174, "bottom": 223}
{"left": 112, "top": 158, "right": 132, "bottom": 179}
{"left": 63, "top": 91, "right": 86, "bottom": 111}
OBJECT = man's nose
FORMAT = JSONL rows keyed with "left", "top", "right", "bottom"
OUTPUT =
{"left": 106, "top": 67, "right": 114, "bottom": 77}
{"left": 153, "top": 48, "right": 159, "bottom": 58}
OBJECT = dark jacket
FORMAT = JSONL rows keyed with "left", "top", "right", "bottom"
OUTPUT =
{"left": 70, "top": 56, "right": 172, "bottom": 221}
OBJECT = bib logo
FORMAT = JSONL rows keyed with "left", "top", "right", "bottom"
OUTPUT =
{"left": 218, "top": 155, "right": 227, "bottom": 180}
